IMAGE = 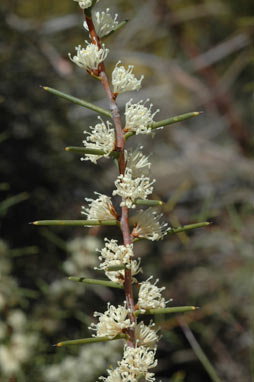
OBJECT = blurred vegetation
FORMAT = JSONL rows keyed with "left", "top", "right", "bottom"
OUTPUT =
{"left": 0, "top": 0, "right": 253, "bottom": 381}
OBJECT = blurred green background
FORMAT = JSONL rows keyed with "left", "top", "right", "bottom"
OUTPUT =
{"left": 0, "top": 0, "right": 253, "bottom": 381}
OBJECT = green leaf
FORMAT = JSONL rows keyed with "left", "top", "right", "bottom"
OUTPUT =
{"left": 65, "top": 146, "right": 106, "bottom": 155}
{"left": 151, "top": 111, "right": 202, "bottom": 130}
{"left": 32, "top": 220, "right": 119, "bottom": 227}
{"left": 125, "top": 111, "right": 202, "bottom": 139}
{"left": 56, "top": 334, "right": 128, "bottom": 347}
{"left": 65, "top": 146, "right": 120, "bottom": 159}
{"left": 168, "top": 222, "right": 211, "bottom": 235}
{"left": 106, "top": 264, "right": 126, "bottom": 271}
{"left": 68, "top": 276, "right": 123, "bottom": 289}
{"left": 42, "top": 86, "right": 112, "bottom": 118}
{"left": 135, "top": 199, "right": 163, "bottom": 206}
{"left": 135, "top": 306, "right": 198, "bottom": 316}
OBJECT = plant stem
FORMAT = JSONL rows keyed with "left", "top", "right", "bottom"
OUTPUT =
{"left": 84, "top": 10, "right": 136, "bottom": 347}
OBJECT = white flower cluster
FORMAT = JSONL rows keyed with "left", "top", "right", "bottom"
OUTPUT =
{"left": 112, "top": 61, "right": 144, "bottom": 94}
{"left": 96, "top": 238, "right": 142, "bottom": 284}
{"left": 132, "top": 208, "right": 169, "bottom": 241}
{"left": 113, "top": 168, "right": 155, "bottom": 209}
{"left": 98, "top": 238, "right": 133, "bottom": 269}
{"left": 82, "top": 117, "right": 115, "bottom": 163}
{"left": 84, "top": 9, "right": 119, "bottom": 38}
{"left": 0, "top": 241, "right": 38, "bottom": 377}
{"left": 44, "top": 341, "right": 121, "bottom": 382}
{"left": 125, "top": 99, "right": 160, "bottom": 135}
{"left": 69, "top": 42, "right": 109, "bottom": 71}
{"left": 138, "top": 276, "right": 168, "bottom": 311}
{"left": 0, "top": 309, "right": 37, "bottom": 377}
{"left": 90, "top": 302, "right": 133, "bottom": 338}
{"left": 135, "top": 321, "right": 159, "bottom": 348}
{"left": 73, "top": 0, "right": 100, "bottom": 10}
{"left": 82, "top": 193, "right": 117, "bottom": 221}
{"left": 100, "top": 345, "right": 157, "bottom": 382}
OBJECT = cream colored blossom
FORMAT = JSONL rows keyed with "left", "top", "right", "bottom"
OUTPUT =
{"left": 105, "top": 258, "right": 142, "bottom": 285}
{"left": 113, "top": 168, "right": 155, "bottom": 209}
{"left": 96, "top": 238, "right": 142, "bottom": 284}
{"left": 82, "top": 117, "right": 115, "bottom": 163}
{"left": 73, "top": 0, "right": 99, "bottom": 10}
{"left": 112, "top": 61, "right": 144, "bottom": 94}
{"left": 99, "top": 345, "right": 157, "bottom": 382}
{"left": 89, "top": 302, "right": 133, "bottom": 338}
{"left": 82, "top": 193, "right": 117, "bottom": 221}
{"left": 125, "top": 148, "right": 151, "bottom": 178}
{"left": 125, "top": 99, "right": 159, "bottom": 135}
{"left": 135, "top": 321, "right": 159, "bottom": 348}
{"left": 84, "top": 9, "right": 118, "bottom": 38}
{"left": 69, "top": 42, "right": 109, "bottom": 71}
{"left": 132, "top": 208, "right": 169, "bottom": 241}
{"left": 99, "top": 367, "right": 123, "bottom": 382}
{"left": 0, "top": 333, "right": 37, "bottom": 377}
{"left": 97, "top": 238, "right": 133, "bottom": 270}
{"left": 138, "top": 276, "right": 167, "bottom": 311}
{"left": 119, "top": 345, "right": 157, "bottom": 382}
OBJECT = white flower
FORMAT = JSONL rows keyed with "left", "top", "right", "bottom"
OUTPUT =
{"left": 99, "top": 345, "right": 157, "bottom": 382}
{"left": 84, "top": 9, "right": 119, "bottom": 38}
{"left": 96, "top": 238, "right": 142, "bottom": 284}
{"left": 89, "top": 302, "right": 133, "bottom": 338}
{"left": 82, "top": 117, "right": 115, "bottom": 163}
{"left": 82, "top": 193, "right": 118, "bottom": 221}
{"left": 99, "top": 367, "right": 123, "bottom": 382}
{"left": 97, "top": 238, "right": 133, "bottom": 269}
{"left": 138, "top": 276, "right": 167, "bottom": 311}
{"left": 69, "top": 41, "right": 109, "bottom": 71}
{"left": 132, "top": 208, "right": 169, "bottom": 241}
{"left": 73, "top": 0, "right": 99, "bottom": 10}
{"left": 45, "top": 341, "right": 121, "bottom": 382}
{"left": 119, "top": 345, "right": 157, "bottom": 382}
{"left": 125, "top": 99, "right": 159, "bottom": 135}
{"left": 135, "top": 321, "right": 159, "bottom": 348}
{"left": 113, "top": 168, "right": 155, "bottom": 209}
{"left": 112, "top": 61, "right": 144, "bottom": 94}
{"left": 125, "top": 148, "right": 151, "bottom": 178}
{"left": 0, "top": 333, "right": 37, "bottom": 376}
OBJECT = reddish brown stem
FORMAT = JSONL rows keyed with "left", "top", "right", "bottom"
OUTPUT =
{"left": 84, "top": 10, "right": 136, "bottom": 347}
